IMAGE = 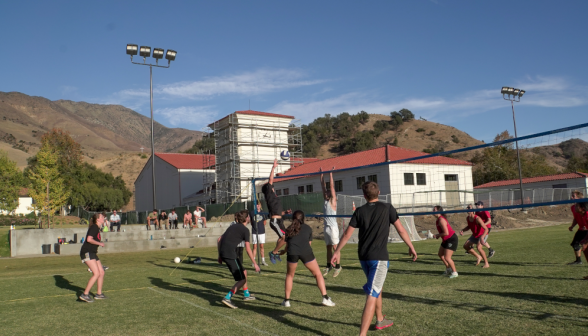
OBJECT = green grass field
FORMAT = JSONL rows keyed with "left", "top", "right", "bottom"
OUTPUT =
{"left": 1, "top": 224, "right": 587, "bottom": 335}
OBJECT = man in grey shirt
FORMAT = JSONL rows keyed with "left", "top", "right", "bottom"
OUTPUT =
{"left": 110, "top": 210, "right": 121, "bottom": 232}
{"left": 168, "top": 209, "right": 179, "bottom": 229}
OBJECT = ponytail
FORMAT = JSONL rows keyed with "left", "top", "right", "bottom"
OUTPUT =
{"left": 90, "top": 213, "right": 100, "bottom": 227}
{"left": 285, "top": 210, "right": 305, "bottom": 238}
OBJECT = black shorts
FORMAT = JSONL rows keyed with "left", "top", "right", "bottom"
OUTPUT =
{"left": 269, "top": 218, "right": 286, "bottom": 238}
{"left": 287, "top": 253, "right": 315, "bottom": 264}
{"left": 440, "top": 233, "right": 458, "bottom": 251}
{"left": 467, "top": 235, "right": 482, "bottom": 245}
{"left": 236, "top": 246, "right": 244, "bottom": 262}
{"left": 222, "top": 258, "right": 246, "bottom": 281}
{"left": 80, "top": 251, "right": 99, "bottom": 262}
{"left": 571, "top": 230, "right": 588, "bottom": 250}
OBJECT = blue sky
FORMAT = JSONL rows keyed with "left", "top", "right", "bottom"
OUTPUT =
{"left": 1, "top": 0, "right": 587, "bottom": 143}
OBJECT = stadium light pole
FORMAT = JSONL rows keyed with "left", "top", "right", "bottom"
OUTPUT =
{"left": 501, "top": 87, "right": 526, "bottom": 210}
{"left": 126, "top": 44, "right": 177, "bottom": 209}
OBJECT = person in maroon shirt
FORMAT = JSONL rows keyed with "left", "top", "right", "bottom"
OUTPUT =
{"left": 475, "top": 201, "right": 495, "bottom": 258}
{"left": 569, "top": 191, "right": 588, "bottom": 265}
{"left": 460, "top": 204, "right": 489, "bottom": 268}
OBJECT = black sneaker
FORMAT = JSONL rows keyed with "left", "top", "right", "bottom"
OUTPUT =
{"left": 103, "top": 266, "right": 109, "bottom": 271}
{"left": 488, "top": 250, "right": 495, "bottom": 258}
{"left": 94, "top": 293, "right": 108, "bottom": 300}
{"left": 79, "top": 294, "right": 94, "bottom": 303}
{"left": 567, "top": 261, "right": 583, "bottom": 265}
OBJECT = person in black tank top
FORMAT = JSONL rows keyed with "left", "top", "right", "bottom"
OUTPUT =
{"left": 281, "top": 211, "right": 335, "bottom": 308}
{"left": 433, "top": 206, "right": 458, "bottom": 278}
{"left": 79, "top": 213, "right": 107, "bottom": 303}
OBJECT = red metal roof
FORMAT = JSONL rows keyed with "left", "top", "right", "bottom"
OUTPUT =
{"left": 155, "top": 153, "right": 215, "bottom": 169}
{"left": 474, "top": 172, "right": 588, "bottom": 189}
{"left": 275, "top": 145, "right": 471, "bottom": 182}
{"left": 208, "top": 110, "right": 295, "bottom": 127}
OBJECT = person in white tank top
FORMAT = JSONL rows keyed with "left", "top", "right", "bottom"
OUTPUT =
{"left": 320, "top": 167, "right": 342, "bottom": 278}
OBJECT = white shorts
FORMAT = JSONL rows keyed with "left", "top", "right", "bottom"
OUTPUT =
{"left": 324, "top": 225, "right": 340, "bottom": 245}
{"left": 252, "top": 233, "right": 266, "bottom": 245}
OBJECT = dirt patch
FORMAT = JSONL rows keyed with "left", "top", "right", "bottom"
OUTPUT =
{"left": 413, "top": 204, "right": 573, "bottom": 233}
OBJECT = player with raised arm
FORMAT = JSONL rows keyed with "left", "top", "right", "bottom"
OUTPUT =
{"left": 265, "top": 159, "right": 292, "bottom": 264}
{"left": 281, "top": 210, "right": 335, "bottom": 308}
{"left": 331, "top": 181, "right": 418, "bottom": 335}
{"left": 433, "top": 206, "right": 459, "bottom": 278}
{"left": 475, "top": 201, "right": 495, "bottom": 258}
{"left": 460, "top": 205, "right": 490, "bottom": 268}
{"left": 320, "top": 167, "right": 342, "bottom": 277}
{"left": 217, "top": 210, "right": 260, "bottom": 309}
{"left": 568, "top": 191, "right": 587, "bottom": 265}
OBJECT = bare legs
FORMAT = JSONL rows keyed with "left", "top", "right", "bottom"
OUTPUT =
{"left": 326, "top": 244, "right": 338, "bottom": 267}
{"left": 438, "top": 246, "right": 456, "bottom": 273}
{"left": 464, "top": 241, "right": 489, "bottom": 268}
{"left": 252, "top": 244, "right": 265, "bottom": 262}
{"left": 360, "top": 294, "right": 384, "bottom": 336}
{"left": 284, "top": 259, "right": 328, "bottom": 300}
{"left": 84, "top": 259, "right": 105, "bottom": 295}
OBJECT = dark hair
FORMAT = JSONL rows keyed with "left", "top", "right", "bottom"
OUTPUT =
{"left": 153, "top": 209, "right": 158, "bottom": 212}
{"left": 578, "top": 202, "right": 588, "bottom": 212}
{"left": 261, "top": 183, "right": 272, "bottom": 195}
{"left": 433, "top": 205, "right": 446, "bottom": 217}
{"left": 285, "top": 210, "right": 305, "bottom": 238}
{"left": 90, "top": 213, "right": 101, "bottom": 227}
{"left": 235, "top": 210, "right": 249, "bottom": 224}
{"left": 362, "top": 181, "right": 379, "bottom": 200}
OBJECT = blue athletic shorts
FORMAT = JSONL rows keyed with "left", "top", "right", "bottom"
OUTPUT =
{"left": 360, "top": 260, "right": 389, "bottom": 298}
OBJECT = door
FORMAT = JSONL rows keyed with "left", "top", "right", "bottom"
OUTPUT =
{"left": 444, "top": 174, "right": 459, "bottom": 207}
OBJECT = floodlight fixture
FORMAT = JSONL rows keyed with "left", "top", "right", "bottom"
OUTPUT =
{"left": 140, "top": 46, "right": 151, "bottom": 57}
{"left": 126, "top": 44, "right": 138, "bottom": 56}
{"left": 165, "top": 49, "right": 177, "bottom": 61}
{"left": 519, "top": 90, "right": 525, "bottom": 97}
{"left": 501, "top": 87, "right": 509, "bottom": 94}
{"left": 513, "top": 88, "right": 520, "bottom": 95}
{"left": 152, "top": 48, "right": 164, "bottom": 59}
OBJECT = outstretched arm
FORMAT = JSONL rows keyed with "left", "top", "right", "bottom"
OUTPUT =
{"left": 394, "top": 219, "right": 417, "bottom": 261}
{"left": 320, "top": 167, "right": 327, "bottom": 200}
{"left": 268, "top": 159, "right": 278, "bottom": 185}
{"left": 329, "top": 168, "right": 336, "bottom": 207}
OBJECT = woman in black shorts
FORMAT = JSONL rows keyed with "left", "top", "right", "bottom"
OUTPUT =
{"left": 79, "top": 213, "right": 107, "bottom": 303}
{"left": 433, "top": 206, "right": 459, "bottom": 278}
{"left": 282, "top": 210, "right": 335, "bottom": 307}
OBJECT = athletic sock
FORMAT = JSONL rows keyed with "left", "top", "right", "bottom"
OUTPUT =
{"left": 576, "top": 256, "right": 582, "bottom": 262}
{"left": 322, "top": 294, "right": 330, "bottom": 300}
{"left": 224, "top": 290, "right": 235, "bottom": 300}
{"left": 262, "top": 258, "right": 266, "bottom": 262}
{"left": 243, "top": 287, "right": 251, "bottom": 298}
{"left": 335, "top": 264, "right": 341, "bottom": 269}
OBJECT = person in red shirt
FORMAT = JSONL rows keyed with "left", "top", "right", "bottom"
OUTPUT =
{"left": 460, "top": 204, "right": 489, "bottom": 268}
{"left": 475, "top": 201, "right": 495, "bottom": 258}
{"left": 433, "top": 206, "right": 458, "bottom": 278}
{"left": 569, "top": 191, "right": 588, "bottom": 265}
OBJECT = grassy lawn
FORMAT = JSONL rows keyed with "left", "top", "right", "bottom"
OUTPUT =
{"left": 0, "top": 224, "right": 586, "bottom": 335}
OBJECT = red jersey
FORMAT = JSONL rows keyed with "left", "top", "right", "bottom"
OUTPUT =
{"left": 571, "top": 205, "right": 588, "bottom": 230}
{"left": 435, "top": 215, "right": 455, "bottom": 241}
{"left": 475, "top": 211, "right": 491, "bottom": 227}
{"left": 467, "top": 215, "right": 486, "bottom": 238}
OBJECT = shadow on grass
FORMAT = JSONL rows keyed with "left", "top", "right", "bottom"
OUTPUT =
{"left": 54, "top": 275, "right": 85, "bottom": 294}
{"left": 388, "top": 268, "right": 579, "bottom": 281}
{"left": 148, "top": 260, "right": 283, "bottom": 279}
{"left": 148, "top": 277, "right": 360, "bottom": 335}
{"left": 457, "top": 289, "right": 588, "bottom": 307}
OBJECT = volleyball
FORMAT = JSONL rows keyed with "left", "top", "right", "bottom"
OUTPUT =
{"left": 174, "top": 257, "right": 181, "bottom": 264}
{"left": 280, "top": 150, "right": 290, "bottom": 160}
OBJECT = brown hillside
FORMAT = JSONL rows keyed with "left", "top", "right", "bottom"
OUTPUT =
{"left": 528, "top": 138, "right": 588, "bottom": 171}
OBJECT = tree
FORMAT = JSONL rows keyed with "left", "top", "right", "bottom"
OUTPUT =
{"left": 69, "top": 163, "right": 132, "bottom": 211}
{"left": 0, "top": 151, "right": 22, "bottom": 214}
{"left": 398, "top": 108, "right": 414, "bottom": 121}
{"left": 184, "top": 134, "right": 215, "bottom": 154}
{"left": 390, "top": 111, "right": 404, "bottom": 129}
{"left": 28, "top": 144, "right": 70, "bottom": 228}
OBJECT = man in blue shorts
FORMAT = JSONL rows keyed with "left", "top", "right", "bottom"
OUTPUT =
{"left": 332, "top": 181, "right": 418, "bottom": 336}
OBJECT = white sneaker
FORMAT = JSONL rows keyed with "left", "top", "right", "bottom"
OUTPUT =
{"left": 281, "top": 299, "right": 291, "bottom": 307}
{"left": 262, "top": 261, "right": 269, "bottom": 266}
{"left": 322, "top": 267, "right": 331, "bottom": 277}
{"left": 322, "top": 296, "right": 335, "bottom": 307}
{"left": 449, "top": 272, "right": 459, "bottom": 279}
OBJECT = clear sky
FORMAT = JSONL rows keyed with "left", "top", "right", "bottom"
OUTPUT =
{"left": 1, "top": 1, "right": 587, "bottom": 142}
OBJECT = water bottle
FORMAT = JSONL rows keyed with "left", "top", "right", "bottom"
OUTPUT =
{"left": 150, "top": 235, "right": 153, "bottom": 240}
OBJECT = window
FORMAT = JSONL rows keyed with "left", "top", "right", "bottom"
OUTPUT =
{"left": 368, "top": 174, "right": 378, "bottom": 183}
{"left": 283, "top": 188, "right": 289, "bottom": 195}
{"left": 416, "top": 173, "right": 426, "bottom": 185}
{"left": 404, "top": 173, "right": 414, "bottom": 185}
{"left": 306, "top": 185, "right": 313, "bottom": 193}
{"left": 356, "top": 176, "right": 366, "bottom": 189}
{"left": 552, "top": 184, "right": 567, "bottom": 188}
{"left": 298, "top": 186, "right": 305, "bottom": 194}
{"left": 335, "top": 180, "right": 343, "bottom": 192}
{"left": 276, "top": 189, "right": 282, "bottom": 196}
{"left": 444, "top": 174, "right": 458, "bottom": 182}
{"left": 325, "top": 181, "right": 331, "bottom": 190}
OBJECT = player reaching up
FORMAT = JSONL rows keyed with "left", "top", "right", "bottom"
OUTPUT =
{"left": 264, "top": 159, "right": 291, "bottom": 264}
{"left": 320, "top": 167, "right": 342, "bottom": 277}
{"left": 475, "top": 201, "right": 495, "bottom": 258}
{"left": 568, "top": 191, "right": 587, "bottom": 265}
{"left": 331, "top": 181, "right": 418, "bottom": 335}
{"left": 217, "top": 210, "right": 260, "bottom": 309}
{"left": 281, "top": 210, "right": 335, "bottom": 308}
{"left": 433, "top": 206, "right": 459, "bottom": 278}
{"left": 460, "top": 205, "right": 490, "bottom": 268}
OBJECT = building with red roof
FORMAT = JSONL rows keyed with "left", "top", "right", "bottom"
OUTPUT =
{"left": 135, "top": 153, "right": 215, "bottom": 211}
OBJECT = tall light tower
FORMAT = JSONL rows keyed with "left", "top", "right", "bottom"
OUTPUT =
{"left": 126, "top": 44, "right": 177, "bottom": 209}
{"left": 501, "top": 86, "right": 526, "bottom": 209}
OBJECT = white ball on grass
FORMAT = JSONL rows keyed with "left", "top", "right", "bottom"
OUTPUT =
{"left": 174, "top": 257, "right": 181, "bottom": 264}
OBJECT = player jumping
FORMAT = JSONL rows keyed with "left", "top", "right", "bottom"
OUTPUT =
{"left": 320, "top": 167, "right": 342, "bottom": 277}
{"left": 264, "top": 159, "right": 291, "bottom": 264}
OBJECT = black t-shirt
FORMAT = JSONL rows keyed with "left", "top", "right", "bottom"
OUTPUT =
{"left": 219, "top": 223, "right": 251, "bottom": 259}
{"left": 349, "top": 201, "right": 399, "bottom": 261}
{"left": 250, "top": 211, "right": 267, "bottom": 234}
{"left": 263, "top": 183, "right": 283, "bottom": 216}
{"left": 159, "top": 213, "right": 168, "bottom": 221}
{"left": 286, "top": 223, "right": 313, "bottom": 256}
{"left": 80, "top": 225, "right": 101, "bottom": 254}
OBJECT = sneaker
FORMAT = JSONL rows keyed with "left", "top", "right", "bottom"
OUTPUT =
{"left": 375, "top": 317, "right": 394, "bottom": 330}
{"left": 322, "top": 267, "right": 332, "bottom": 277}
{"left": 442, "top": 269, "right": 450, "bottom": 276}
{"left": 243, "top": 295, "right": 256, "bottom": 301}
{"left": 488, "top": 250, "right": 495, "bottom": 258}
{"left": 449, "top": 272, "right": 459, "bottom": 279}
{"left": 261, "top": 261, "right": 269, "bottom": 266}
{"left": 567, "top": 261, "right": 583, "bottom": 265}
{"left": 275, "top": 254, "right": 282, "bottom": 262}
{"left": 221, "top": 298, "right": 238, "bottom": 309}
{"left": 94, "top": 293, "right": 108, "bottom": 300}
{"left": 281, "top": 299, "right": 291, "bottom": 307}
{"left": 79, "top": 294, "right": 94, "bottom": 303}
{"left": 269, "top": 252, "right": 277, "bottom": 265}
{"left": 321, "top": 296, "right": 336, "bottom": 307}
{"left": 333, "top": 267, "right": 342, "bottom": 278}
{"left": 103, "top": 266, "right": 109, "bottom": 271}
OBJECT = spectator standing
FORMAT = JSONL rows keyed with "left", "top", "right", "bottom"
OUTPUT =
{"left": 250, "top": 203, "right": 269, "bottom": 266}
{"left": 194, "top": 206, "right": 207, "bottom": 229}
{"left": 159, "top": 210, "right": 169, "bottom": 230}
{"left": 110, "top": 210, "right": 121, "bottom": 232}
{"left": 168, "top": 209, "right": 178, "bottom": 229}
